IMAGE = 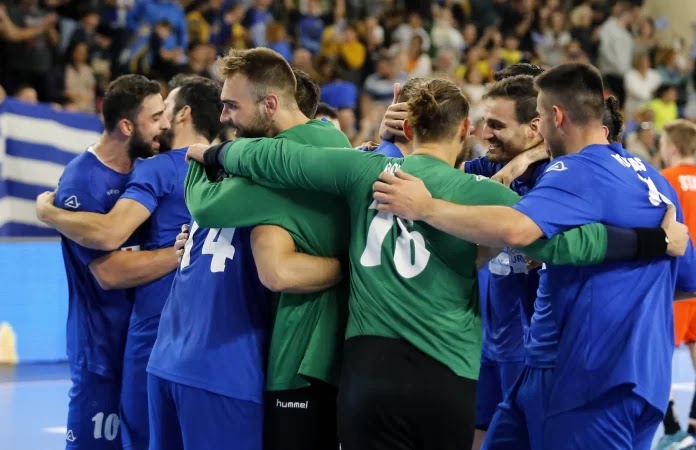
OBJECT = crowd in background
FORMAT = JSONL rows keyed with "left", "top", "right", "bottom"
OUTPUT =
{"left": 0, "top": 0, "right": 694, "bottom": 168}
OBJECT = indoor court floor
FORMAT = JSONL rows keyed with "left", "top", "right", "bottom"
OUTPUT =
{"left": 1, "top": 347, "right": 695, "bottom": 449}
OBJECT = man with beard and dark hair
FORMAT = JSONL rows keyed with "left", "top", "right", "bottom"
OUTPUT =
{"left": 150, "top": 47, "right": 352, "bottom": 450}
{"left": 35, "top": 75, "right": 223, "bottom": 450}
{"left": 32, "top": 74, "right": 173, "bottom": 450}
{"left": 372, "top": 62, "right": 696, "bottom": 450}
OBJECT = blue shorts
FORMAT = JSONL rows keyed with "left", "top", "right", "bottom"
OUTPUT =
{"left": 484, "top": 367, "right": 663, "bottom": 450}
{"left": 542, "top": 386, "right": 663, "bottom": 450}
{"left": 483, "top": 366, "right": 551, "bottom": 450}
{"left": 147, "top": 374, "right": 263, "bottom": 450}
{"left": 120, "top": 316, "right": 159, "bottom": 450}
{"left": 66, "top": 363, "right": 122, "bottom": 450}
{"left": 475, "top": 358, "right": 525, "bottom": 430}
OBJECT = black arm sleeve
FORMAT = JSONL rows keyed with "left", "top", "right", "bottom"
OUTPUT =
{"left": 603, "top": 226, "right": 667, "bottom": 262}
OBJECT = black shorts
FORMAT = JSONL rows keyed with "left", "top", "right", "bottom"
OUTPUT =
{"left": 264, "top": 381, "right": 339, "bottom": 450}
{"left": 337, "top": 336, "right": 477, "bottom": 450}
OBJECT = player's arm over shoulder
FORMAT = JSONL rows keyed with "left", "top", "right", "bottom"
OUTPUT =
{"left": 221, "top": 137, "right": 375, "bottom": 195}
{"left": 88, "top": 246, "right": 178, "bottom": 290}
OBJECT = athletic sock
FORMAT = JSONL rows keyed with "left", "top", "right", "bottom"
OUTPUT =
{"left": 665, "top": 399, "right": 682, "bottom": 435}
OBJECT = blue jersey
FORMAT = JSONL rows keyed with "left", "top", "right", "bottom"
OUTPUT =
{"left": 513, "top": 143, "right": 696, "bottom": 414}
{"left": 370, "top": 141, "right": 404, "bottom": 158}
{"left": 147, "top": 222, "right": 273, "bottom": 403}
{"left": 465, "top": 156, "right": 548, "bottom": 361}
{"left": 55, "top": 149, "right": 136, "bottom": 378}
{"left": 119, "top": 148, "right": 191, "bottom": 323}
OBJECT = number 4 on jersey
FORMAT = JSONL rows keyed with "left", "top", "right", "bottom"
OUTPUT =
{"left": 180, "top": 222, "right": 237, "bottom": 273}
{"left": 360, "top": 200, "right": 431, "bottom": 279}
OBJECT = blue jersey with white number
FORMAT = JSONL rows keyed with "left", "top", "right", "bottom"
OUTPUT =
{"left": 147, "top": 223, "right": 273, "bottom": 402}
{"left": 465, "top": 156, "right": 547, "bottom": 361}
{"left": 119, "top": 148, "right": 191, "bottom": 324}
{"left": 55, "top": 149, "right": 136, "bottom": 378}
{"left": 513, "top": 143, "right": 696, "bottom": 414}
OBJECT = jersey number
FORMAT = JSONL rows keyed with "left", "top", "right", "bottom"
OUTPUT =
{"left": 91, "top": 412, "right": 119, "bottom": 441}
{"left": 359, "top": 201, "right": 431, "bottom": 278}
{"left": 180, "top": 222, "right": 237, "bottom": 273}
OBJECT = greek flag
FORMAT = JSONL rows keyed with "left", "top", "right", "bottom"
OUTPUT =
{"left": 0, "top": 99, "right": 103, "bottom": 237}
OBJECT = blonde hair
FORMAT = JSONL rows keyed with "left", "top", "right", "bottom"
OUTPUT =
{"left": 663, "top": 119, "right": 696, "bottom": 157}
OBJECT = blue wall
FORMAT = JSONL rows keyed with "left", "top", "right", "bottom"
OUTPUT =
{"left": 0, "top": 241, "right": 67, "bottom": 363}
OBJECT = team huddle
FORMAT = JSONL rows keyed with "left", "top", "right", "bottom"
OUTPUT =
{"left": 34, "top": 46, "right": 696, "bottom": 450}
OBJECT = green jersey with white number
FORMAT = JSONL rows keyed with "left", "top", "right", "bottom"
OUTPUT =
{"left": 185, "top": 120, "right": 352, "bottom": 390}
{"left": 220, "top": 138, "right": 609, "bottom": 379}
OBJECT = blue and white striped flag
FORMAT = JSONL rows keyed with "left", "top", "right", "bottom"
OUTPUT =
{"left": 0, "top": 99, "right": 103, "bottom": 237}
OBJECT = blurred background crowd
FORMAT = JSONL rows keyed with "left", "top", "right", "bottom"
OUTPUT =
{"left": 0, "top": 0, "right": 694, "bottom": 168}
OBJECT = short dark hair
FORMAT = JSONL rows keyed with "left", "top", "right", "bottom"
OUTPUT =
{"left": 494, "top": 63, "right": 545, "bottom": 81}
{"left": 534, "top": 63, "right": 605, "bottom": 125}
{"left": 602, "top": 95, "right": 624, "bottom": 143}
{"left": 293, "top": 69, "right": 320, "bottom": 118}
{"left": 315, "top": 102, "right": 338, "bottom": 119}
{"left": 171, "top": 76, "right": 224, "bottom": 142}
{"left": 483, "top": 75, "right": 539, "bottom": 124}
{"left": 102, "top": 74, "right": 161, "bottom": 132}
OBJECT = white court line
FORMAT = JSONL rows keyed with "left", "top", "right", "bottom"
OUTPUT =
{"left": 42, "top": 426, "right": 67, "bottom": 435}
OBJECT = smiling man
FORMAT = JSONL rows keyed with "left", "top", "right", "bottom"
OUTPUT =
{"left": 35, "top": 74, "right": 175, "bottom": 450}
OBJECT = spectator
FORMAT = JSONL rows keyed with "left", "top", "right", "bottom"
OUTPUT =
{"left": 14, "top": 84, "right": 39, "bottom": 103}
{"left": 127, "top": 0, "right": 188, "bottom": 63}
{"left": 624, "top": 53, "right": 662, "bottom": 120}
{"left": 655, "top": 47, "right": 691, "bottom": 111}
{"left": 625, "top": 119, "right": 658, "bottom": 167}
{"left": 569, "top": 3, "right": 599, "bottom": 62}
{"left": 64, "top": 40, "right": 96, "bottom": 113}
{"left": 68, "top": 7, "right": 111, "bottom": 62}
{"left": 597, "top": 0, "right": 634, "bottom": 106}
{"left": 391, "top": 12, "right": 430, "bottom": 53}
{"left": 266, "top": 21, "right": 291, "bottom": 62}
{"left": 361, "top": 51, "right": 408, "bottom": 109}
{"left": 537, "top": 10, "right": 571, "bottom": 67}
{"left": 648, "top": 84, "right": 679, "bottom": 132}
{"left": 401, "top": 34, "right": 431, "bottom": 79}
{"left": 291, "top": 48, "right": 319, "bottom": 80}
{"left": 295, "top": 0, "right": 325, "bottom": 54}
{"left": 0, "top": 0, "right": 59, "bottom": 102}
{"left": 319, "top": 58, "right": 358, "bottom": 112}
{"left": 632, "top": 16, "right": 657, "bottom": 60}
{"left": 431, "top": 7, "right": 465, "bottom": 53}
{"left": 242, "top": 0, "right": 272, "bottom": 48}
{"left": 500, "top": 34, "right": 523, "bottom": 67}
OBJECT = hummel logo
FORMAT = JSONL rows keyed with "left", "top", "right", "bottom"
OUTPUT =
{"left": 66, "top": 430, "right": 76, "bottom": 442}
{"left": 64, "top": 195, "right": 80, "bottom": 209}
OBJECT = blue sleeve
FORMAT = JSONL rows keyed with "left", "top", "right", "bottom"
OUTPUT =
{"left": 54, "top": 187, "right": 110, "bottom": 266}
{"left": 464, "top": 156, "right": 497, "bottom": 178}
{"left": 513, "top": 158, "right": 602, "bottom": 239}
{"left": 119, "top": 156, "right": 175, "bottom": 214}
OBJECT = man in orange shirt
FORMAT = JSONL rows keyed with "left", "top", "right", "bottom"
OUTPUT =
{"left": 657, "top": 119, "right": 696, "bottom": 450}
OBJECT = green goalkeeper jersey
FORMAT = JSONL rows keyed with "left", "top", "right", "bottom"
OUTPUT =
{"left": 185, "top": 120, "right": 351, "bottom": 390}
{"left": 219, "top": 138, "right": 609, "bottom": 380}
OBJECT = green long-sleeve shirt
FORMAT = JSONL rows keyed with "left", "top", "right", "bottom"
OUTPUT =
{"left": 212, "top": 137, "right": 610, "bottom": 379}
{"left": 186, "top": 120, "right": 352, "bottom": 390}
